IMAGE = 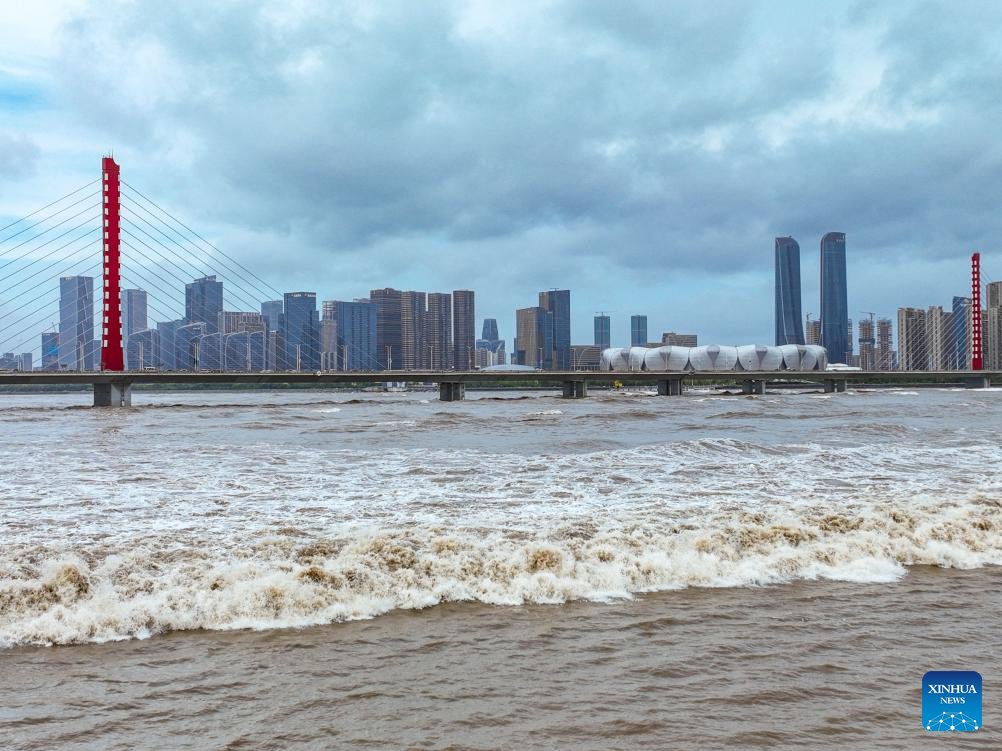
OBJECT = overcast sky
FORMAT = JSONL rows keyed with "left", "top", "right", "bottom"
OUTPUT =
{"left": 2, "top": 0, "right": 1001, "bottom": 346}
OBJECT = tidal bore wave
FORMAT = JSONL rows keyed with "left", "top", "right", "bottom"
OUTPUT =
{"left": 2, "top": 498, "right": 1000, "bottom": 647}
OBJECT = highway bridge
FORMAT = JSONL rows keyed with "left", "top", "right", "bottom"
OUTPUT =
{"left": 0, "top": 370, "right": 997, "bottom": 407}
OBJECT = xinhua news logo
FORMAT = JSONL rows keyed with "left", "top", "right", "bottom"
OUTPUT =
{"left": 923, "top": 671, "right": 982, "bottom": 731}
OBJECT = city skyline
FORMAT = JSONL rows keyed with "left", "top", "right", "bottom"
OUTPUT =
{"left": 4, "top": 237, "right": 996, "bottom": 373}
{"left": 3, "top": 218, "right": 996, "bottom": 372}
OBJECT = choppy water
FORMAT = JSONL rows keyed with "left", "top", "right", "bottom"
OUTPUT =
{"left": 2, "top": 386, "right": 1001, "bottom": 748}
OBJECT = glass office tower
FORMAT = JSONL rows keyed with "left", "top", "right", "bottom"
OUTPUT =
{"left": 594, "top": 315, "right": 611, "bottom": 350}
{"left": 185, "top": 276, "right": 224, "bottom": 335}
{"left": 774, "top": 236, "right": 805, "bottom": 346}
{"left": 283, "top": 292, "right": 320, "bottom": 371}
{"left": 630, "top": 315, "right": 648, "bottom": 347}
{"left": 539, "top": 289, "right": 571, "bottom": 370}
{"left": 819, "top": 232, "right": 848, "bottom": 364}
{"left": 58, "top": 275, "right": 95, "bottom": 370}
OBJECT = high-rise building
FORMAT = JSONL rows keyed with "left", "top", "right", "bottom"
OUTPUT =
{"left": 58, "top": 275, "right": 95, "bottom": 371}
{"left": 516, "top": 306, "right": 552, "bottom": 368}
{"left": 126, "top": 329, "right": 159, "bottom": 370}
{"left": 876, "top": 318, "right": 893, "bottom": 370}
{"left": 283, "top": 292, "right": 319, "bottom": 371}
{"left": 16, "top": 353, "right": 32, "bottom": 371}
{"left": 452, "top": 290, "right": 475, "bottom": 371}
{"left": 986, "top": 307, "right": 1002, "bottom": 370}
{"left": 370, "top": 288, "right": 402, "bottom": 371}
{"left": 185, "top": 276, "right": 224, "bottom": 335}
{"left": 320, "top": 302, "right": 338, "bottom": 371}
{"left": 426, "top": 292, "right": 453, "bottom": 370}
{"left": 41, "top": 331, "right": 59, "bottom": 370}
{"left": 265, "top": 330, "right": 283, "bottom": 372}
{"left": 661, "top": 332, "right": 698, "bottom": 347}
{"left": 925, "top": 306, "right": 946, "bottom": 370}
{"left": 819, "top": 232, "right": 849, "bottom": 364}
{"left": 121, "top": 289, "right": 148, "bottom": 370}
{"left": 988, "top": 281, "right": 1002, "bottom": 310}
{"left": 805, "top": 317, "right": 821, "bottom": 345}
{"left": 156, "top": 319, "right": 185, "bottom": 370}
{"left": 475, "top": 339, "right": 505, "bottom": 367}
{"left": 261, "top": 300, "right": 283, "bottom": 331}
{"left": 196, "top": 332, "right": 223, "bottom": 371}
{"left": 594, "top": 315, "right": 611, "bottom": 350}
{"left": 774, "top": 236, "right": 805, "bottom": 345}
{"left": 874, "top": 318, "right": 893, "bottom": 370}
{"left": 260, "top": 301, "right": 284, "bottom": 369}
{"left": 571, "top": 344, "right": 602, "bottom": 369}
{"left": 400, "top": 291, "right": 427, "bottom": 370}
{"left": 175, "top": 322, "right": 207, "bottom": 370}
{"left": 947, "top": 296, "right": 971, "bottom": 370}
{"left": 218, "top": 311, "right": 266, "bottom": 334}
{"left": 325, "top": 299, "right": 378, "bottom": 371}
{"left": 630, "top": 315, "right": 648, "bottom": 347}
{"left": 539, "top": 290, "right": 570, "bottom": 369}
{"left": 216, "top": 313, "right": 266, "bottom": 372}
{"left": 858, "top": 318, "right": 876, "bottom": 370}
{"left": 86, "top": 339, "right": 101, "bottom": 371}
{"left": 476, "top": 317, "right": 505, "bottom": 368}
{"left": 985, "top": 282, "right": 1002, "bottom": 370}
{"left": 846, "top": 319, "right": 854, "bottom": 362}
{"left": 897, "top": 307, "right": 928, "bottom": 371}
{"left": 220, "top": 330, "right": 265, "bottom": 372}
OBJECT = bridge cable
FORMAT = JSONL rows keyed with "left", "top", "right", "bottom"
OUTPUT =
{"left": 0, "top": 229, "right": 104, "bottom": 317}
{"left": 119, "top": 241, "right": 193, "bottom": 315}
{"left": 0, "top": 200, "right": 102, "bottom": 272}
{"left": 120, "top": 197, "right": 277, "bottom": 310}
{"left": 0, "top": 258, "right": 103, "bottom": 352}
{"left": 0, "top": 179, "right": 100, "bottom": 238}
{"left": 122, "top": 181, "right": 285, "bottom": 298}
{"left": 120, "top": 221, "right": 270, "bottom": 316}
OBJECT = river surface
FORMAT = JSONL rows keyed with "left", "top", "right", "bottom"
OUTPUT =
{"left": 1, "top": 386, "right": 1000, "bottom": 749}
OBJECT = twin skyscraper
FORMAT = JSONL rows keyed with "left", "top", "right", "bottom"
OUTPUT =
{"left": 775, "top": 233, "right": 849, "bottom": 365}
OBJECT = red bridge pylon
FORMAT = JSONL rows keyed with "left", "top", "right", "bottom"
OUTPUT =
{"left": 971, "top": 251, "right": 982, "bottom": 371}
{"left": 101, "top": 156, "right": 124, "bottom": 371}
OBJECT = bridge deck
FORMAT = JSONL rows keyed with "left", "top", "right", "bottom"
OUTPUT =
{"left": 0, "top": 370, "right": 998, "bottom": 386}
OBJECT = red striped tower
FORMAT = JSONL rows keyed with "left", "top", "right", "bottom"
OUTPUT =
{"left": 971, "top": 252, "right": 983, "bottom": 371}
{"left": 100, "top": 156, "right": 124, "bottom": 371}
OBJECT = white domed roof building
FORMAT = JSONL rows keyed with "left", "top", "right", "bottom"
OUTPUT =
{"left": 736, "top": 345, "right": 784, "bottom": 371}
{"left": 600, "top": 344, "right": 827, "bottom": 372}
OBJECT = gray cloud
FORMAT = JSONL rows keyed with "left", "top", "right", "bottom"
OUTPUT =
{"left": 0, "top": 134, "right": 40, "bottom": 184}
{"left": 34, "top": 0, "right": 1002, "bottom": 344}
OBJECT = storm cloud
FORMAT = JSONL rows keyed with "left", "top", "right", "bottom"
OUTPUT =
{"left": 3, "top": 0, "right": 1002, "bottom": 344}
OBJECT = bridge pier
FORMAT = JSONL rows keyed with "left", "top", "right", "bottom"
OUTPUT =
{"left": 93, "top": 382, "right": 132, "bottom": 408}
{"left": 561, "top": 380, "right": 588, "bottom": 399}
{"left": 963, "top": 375, "right": 992, "bottom": 389}
{"left": 741, "top": 379, "right": 766, "bottom": 395}
{"left": 439, "top": 382, "right": 465, "bottom": 401}
{"left": 656, "top": 379, "right": 683, "bottom": 396}
{"left": 823, "top": 379, "right": 847, "bottom": 394}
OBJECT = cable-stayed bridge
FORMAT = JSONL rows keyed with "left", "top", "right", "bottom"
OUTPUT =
{"left": 0, "top": 158, "right": 998, "bottom": 405}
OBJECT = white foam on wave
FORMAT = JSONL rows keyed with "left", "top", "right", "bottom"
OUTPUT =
{"left": 3, "top": 497, "right": 1000, "bottom": 647}
{"left": 313, "top": 408, "right": 342, "bottom": 414}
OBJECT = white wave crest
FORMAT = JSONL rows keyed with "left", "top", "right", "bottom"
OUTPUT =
{"left": 3, "top": 498, "right": 1000, "bottom": 647}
